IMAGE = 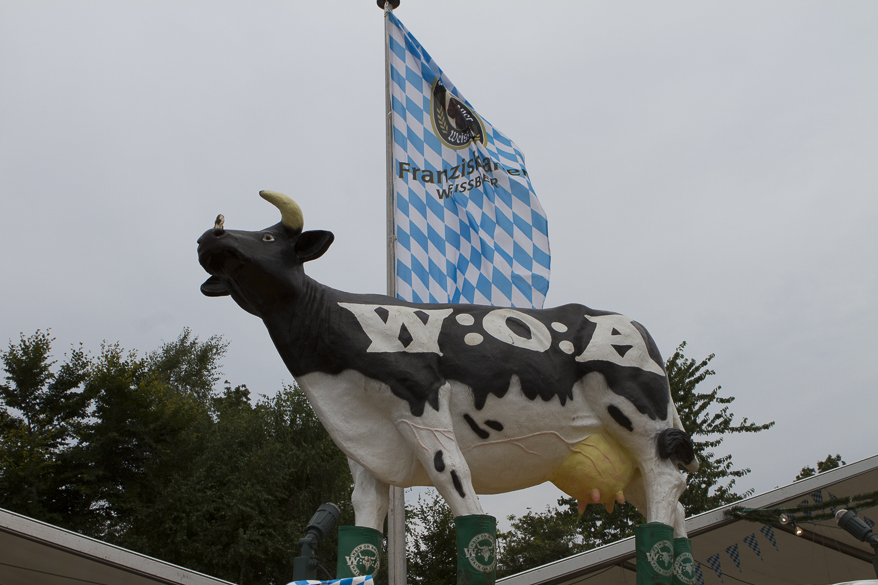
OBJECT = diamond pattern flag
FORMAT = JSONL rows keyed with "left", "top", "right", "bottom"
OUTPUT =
{"left": 742, "top": 533, "right": 763, "bottom": 561}
{"left": 693, "top": 562, "right": 706, "bottom": 585}
{"left": 759, "top": 525, "right": 778, "bottom": 551}
{"left": 706, "top": 553, "right": 723, "bottom": 582}
{"left": 725, "top": 543, "right": 742, "bottom": 572}
{"left": 827, "top": 491, "right": 839, "bottom": 515}
{"left": 387, "top": 11, "right": 550, "bottom": 308}
{"left": 286, "top": 578, "right": 373, "bottom": 585}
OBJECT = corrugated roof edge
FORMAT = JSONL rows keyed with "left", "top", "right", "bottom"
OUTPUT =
{"left": 0, "top": 507, "right": 237, "bottom": 585}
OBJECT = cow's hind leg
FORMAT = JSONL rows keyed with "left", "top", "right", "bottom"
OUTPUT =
{"left": 349, "top": 458, "right": 390, "bottom": 532}
{"left": 583, "top": 374, "right": 689, "bottom": 536}
{"left": 395, "top": 382, "right": 484, "bottom": 518}
{"left": 623, "top": 471, "right": 688, "bottom": 538}
{"left": 638, "top": 457, "right": 687, "bottom": 529}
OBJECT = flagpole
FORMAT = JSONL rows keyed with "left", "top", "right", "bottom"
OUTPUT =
{"left": 383, "top": 2, "right": 397, "bottom": 299}
{"left": 382, "top": 3, "right": 406, "bottom": 585}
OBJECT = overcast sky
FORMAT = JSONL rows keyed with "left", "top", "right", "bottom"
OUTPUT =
{"left": 2, "top": 1, "right": 876, "bottom": 531}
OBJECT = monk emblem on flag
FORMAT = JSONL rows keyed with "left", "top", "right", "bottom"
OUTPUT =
{"left": 431, "top": 80, "right": 485, "bottom": 149}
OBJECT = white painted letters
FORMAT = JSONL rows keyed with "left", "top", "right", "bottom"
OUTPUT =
{"left": 575, "top": 314, "right": 664, "bottom": 375}
{"left": 340, "top": 304, "right": 662, "bottom": 375}
{"left": 482, "top": 309, "right": 552, "bottom": 352}
{"left": 339, "top": 303, "right": 452, "bottom": 354}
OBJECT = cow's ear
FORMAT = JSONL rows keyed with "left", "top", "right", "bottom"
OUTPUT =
{"left": 201, "top": 275, "right": 230, "bottom": 297}
{"left": 294, "top": 230, "right": 334, "bottom": 263}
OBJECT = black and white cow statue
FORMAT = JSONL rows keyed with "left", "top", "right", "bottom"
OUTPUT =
{"left": 197, "top": 191, "right": 698, "bottom": 578}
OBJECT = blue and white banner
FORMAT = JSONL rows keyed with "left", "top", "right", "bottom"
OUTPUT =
{"left": 387, "top": 12, "right": 550, "bottom": 309}
{"left": 286, "top": 577, "right": 373, "bottom": 585}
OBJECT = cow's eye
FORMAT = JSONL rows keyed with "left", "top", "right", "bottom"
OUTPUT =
{"left": 262, "top": 234, "right": 276, "bottom": 242}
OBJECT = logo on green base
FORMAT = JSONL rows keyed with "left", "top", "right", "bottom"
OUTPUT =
{"left": 345, "top": 543, "right": 380, "bottom": 576}
{"left": 464, "top": 533, "right": 496, "bottom": 573}
{"left": 674, "top": 551, "right": 696, "bottom": 584}
{"left": 647, "top": 540, "right": 674, "bottom": 577}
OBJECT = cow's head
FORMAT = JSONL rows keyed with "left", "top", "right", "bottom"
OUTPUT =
{"left": 197, "top": 191, "right": 334, "bottom": 317}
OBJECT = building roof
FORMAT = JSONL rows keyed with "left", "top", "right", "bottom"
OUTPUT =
{"left": 498, "top": 454, "right": 878, "bottom": 585}
{"left": 0, "top": 507, "right": 235, "bottom": 585}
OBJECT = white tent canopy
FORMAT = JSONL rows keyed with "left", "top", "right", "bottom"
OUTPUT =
{"left": 499, "top": 454, "right": 878, "bottom": 585}
{"left": 0, "top": 507, "right": 234, "bottom": 585}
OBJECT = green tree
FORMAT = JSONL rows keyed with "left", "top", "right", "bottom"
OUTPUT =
{"left": 0, "top": 331, "right": 90, "bottom": 525}
{"left": 407, "top": 492, "right": 457, "bottom": 585}
{"left": 795, "top": 454, "right": 845, "bottom": 481}
{"left": 1, "top": 329, "right": 355, "bottom": 585}
{"left": 146, "top": 327, "right": 228, "bottom": 403}
{"left": 497, "top": 504, "right": 585, "bottom": 578}
{"left": 668, "top": 342, "right": 775, "bottom": 513}
{"left": 70, "top": 332, "right": 220, "bottom": 538}
{"left": 133, "top": 383, "right": 354, "bottom": 585}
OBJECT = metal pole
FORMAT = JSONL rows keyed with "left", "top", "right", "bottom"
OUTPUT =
{"left": 383, "top": 3, "right": 406, "bottom": 585}
{"left": 387, "top": 488, "right": 406, "bottom": 585}
{"left": 384, "top": 2, "right": 397, "bottom": 299}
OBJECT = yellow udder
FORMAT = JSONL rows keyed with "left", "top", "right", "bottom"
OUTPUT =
{"left": 549, "top": 433, "right": 636, "bottom": 514}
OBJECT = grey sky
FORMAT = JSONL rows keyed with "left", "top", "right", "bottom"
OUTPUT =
{"left": 2, "top": 1, "right": 876, "bottom": 529}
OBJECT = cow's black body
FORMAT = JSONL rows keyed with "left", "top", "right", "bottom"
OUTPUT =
{"left": 277, "top": 285, "right": 670, "bottom": 420}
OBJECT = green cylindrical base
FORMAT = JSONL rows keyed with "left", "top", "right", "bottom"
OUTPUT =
{"left": 672, "top": 537, "right": 696, "bottom": 585}
{"left": 336, "top": 526, "right": 383, "bottom": 579}
{"left": 454, "top": 514, "right": 497, "bottom": 585}
{"left": 635, "top": 522, "right": 675, "bottom": 584}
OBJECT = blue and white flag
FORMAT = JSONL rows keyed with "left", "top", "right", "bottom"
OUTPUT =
{"left": 286, "top": 577, "right": 373, "bottom": 585}
{"left": 387, "top": 12, "right": 550, "bottom": 309}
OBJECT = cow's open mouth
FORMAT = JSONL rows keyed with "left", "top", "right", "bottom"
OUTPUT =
{"left": 199, "top": 248, "right": 248, "bottom": 277}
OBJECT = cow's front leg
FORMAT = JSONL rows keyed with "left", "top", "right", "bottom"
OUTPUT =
{"left": 399, "top": 382, "right": 499, "bottom": 585}
{"left": 336, "top": 459, "right": 388, "bottom": 579}
{"left": 349, "top": 458, "right": 390, "bottom": 532}
{"left": 396, "top": 382, "right": 484, "bottom": 517}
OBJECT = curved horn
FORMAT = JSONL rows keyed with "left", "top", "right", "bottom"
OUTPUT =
{"left": 259, "top": 190, "right": 304, "bottom": 232}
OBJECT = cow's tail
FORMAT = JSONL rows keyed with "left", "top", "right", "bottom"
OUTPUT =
{"left": 658, "top": 403, "right": 700, "bottom": 473}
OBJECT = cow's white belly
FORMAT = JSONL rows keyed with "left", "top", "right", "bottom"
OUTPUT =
{"left": 450, "top": 375, "right": 603, "bottom": 493}
{"left": 296, "top": 370, "right": 604, "bottom": 494}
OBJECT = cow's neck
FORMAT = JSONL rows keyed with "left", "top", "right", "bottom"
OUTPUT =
{"left": 260, "top": 274, "right": 342, "bottom": 377}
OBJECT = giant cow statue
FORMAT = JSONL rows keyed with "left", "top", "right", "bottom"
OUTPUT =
{"left": 197, "top": 191, "right": 698, "bottom": 580}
